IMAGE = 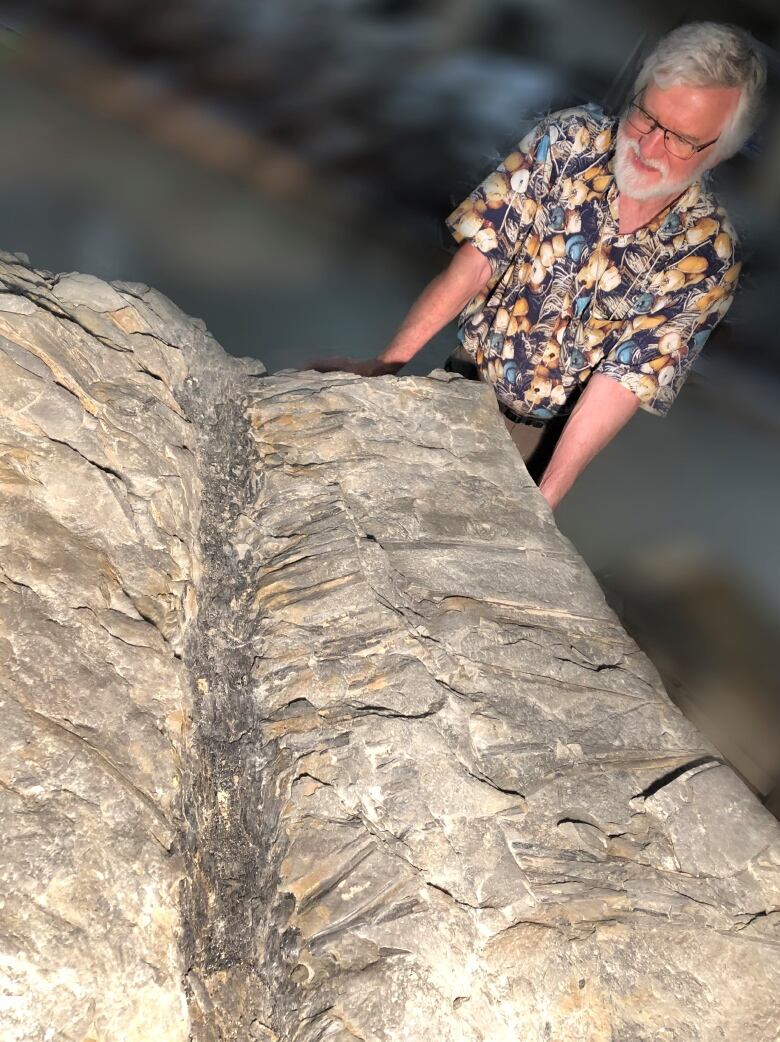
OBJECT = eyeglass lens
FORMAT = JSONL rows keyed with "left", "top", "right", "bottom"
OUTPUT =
{"left": 627, "top": 104, "right": 695, "bottom": 159}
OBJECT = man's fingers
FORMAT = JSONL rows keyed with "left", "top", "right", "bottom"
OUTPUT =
{"left": 297, "top": 356, "right": 352, "bottom": 373}
{"left": 294, "top": 357, "right": 400, "bottom": 377}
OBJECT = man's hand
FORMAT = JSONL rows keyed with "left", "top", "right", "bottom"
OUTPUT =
{"left": 297, "top": 355, "right": 403, "bottom": 377}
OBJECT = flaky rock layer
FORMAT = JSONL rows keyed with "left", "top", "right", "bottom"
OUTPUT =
{"left": 0, "top": 252, "right": 777, "bottom": 1041}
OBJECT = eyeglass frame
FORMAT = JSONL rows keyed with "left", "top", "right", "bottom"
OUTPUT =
{"left": 624, "top": 93, "right": 721, "bottom": 159}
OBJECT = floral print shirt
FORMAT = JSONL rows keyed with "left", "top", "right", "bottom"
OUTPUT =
{"left": 445, "top": 104, "right": 742, "bottom": 418}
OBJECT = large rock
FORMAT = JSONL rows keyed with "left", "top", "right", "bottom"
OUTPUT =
{"left": 0, "top": 251, "right": 777, "bottom": 1041}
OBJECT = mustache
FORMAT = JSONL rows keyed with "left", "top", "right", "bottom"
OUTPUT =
{"left": 621, "top": 136, "right": 667, "bottom": 173}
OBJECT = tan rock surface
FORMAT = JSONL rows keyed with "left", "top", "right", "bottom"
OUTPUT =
{"left": 0, "top": 255, "right": 238, "bottom": 1041}
{"left": 0, "top": 252, "right": 777, "bottom": 1041}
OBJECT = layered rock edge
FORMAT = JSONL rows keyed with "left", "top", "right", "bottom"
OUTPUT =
{"left": 0, "top": 253, "right": 777, "bottom": 1042}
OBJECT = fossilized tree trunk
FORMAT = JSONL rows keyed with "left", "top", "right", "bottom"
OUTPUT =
{"left": 0, "top": 252, "right": 777, "bottom": 1041}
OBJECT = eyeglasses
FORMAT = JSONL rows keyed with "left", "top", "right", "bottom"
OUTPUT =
{"left": 625, "top": 95, "right": 720, "bottom": 160}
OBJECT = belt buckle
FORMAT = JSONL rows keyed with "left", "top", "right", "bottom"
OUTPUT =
{"left": 499, "top": 400, "right": 545, "bottom": 428}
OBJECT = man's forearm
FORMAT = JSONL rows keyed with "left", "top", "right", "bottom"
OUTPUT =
{"left": 379, "top": 244, "right": 491, "bottom": 368}
{"left": 538, "top": 373, "right": 640, "bottom": 510}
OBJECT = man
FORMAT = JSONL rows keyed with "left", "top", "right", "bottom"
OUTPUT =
{"left": 304, "top": 22, "right": 766, "bottom": 509}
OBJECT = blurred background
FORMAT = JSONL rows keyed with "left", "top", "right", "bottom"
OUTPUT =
{"left": 0, "top": 1, "right": 777, "bottom": 813}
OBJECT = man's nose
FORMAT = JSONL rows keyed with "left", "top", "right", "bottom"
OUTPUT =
{"left": 640, "top": 127, "right": 667, "bottom": 160}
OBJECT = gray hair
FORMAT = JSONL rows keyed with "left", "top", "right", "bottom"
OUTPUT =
{"left": 632, "top": 21, "right": 767, "bottom": 162}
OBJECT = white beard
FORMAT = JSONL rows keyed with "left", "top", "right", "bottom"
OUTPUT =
{"left": 613, "top": 121, "right": 707, "bottom": 202}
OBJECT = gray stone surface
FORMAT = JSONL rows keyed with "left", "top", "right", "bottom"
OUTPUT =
{"left": 0, "top": 252, "right": 778, "bottom": 1040}
{"left": 0, "top": 253, "right": 258, "bottom": 1041}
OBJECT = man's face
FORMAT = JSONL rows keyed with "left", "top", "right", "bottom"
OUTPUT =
{"left": 614, "top": 80, "right": 742, "bottom": 201}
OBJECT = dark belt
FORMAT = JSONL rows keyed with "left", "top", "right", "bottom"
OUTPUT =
{"left": 497, "top": 400, "right": 547, "bottom": 428}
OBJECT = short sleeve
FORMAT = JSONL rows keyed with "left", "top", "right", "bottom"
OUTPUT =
{"left": 598, "top": 242, "right": 742, "bottom": 416}
{"left": 445, "top": 115, "right": 560, "bottom": 276}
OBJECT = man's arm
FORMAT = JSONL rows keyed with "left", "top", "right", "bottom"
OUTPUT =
{"left": 538, "top": 373, "right": 640, "bottom": 510}
{"left": 300, "top": 242, "right": 492, "bottom": 376}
